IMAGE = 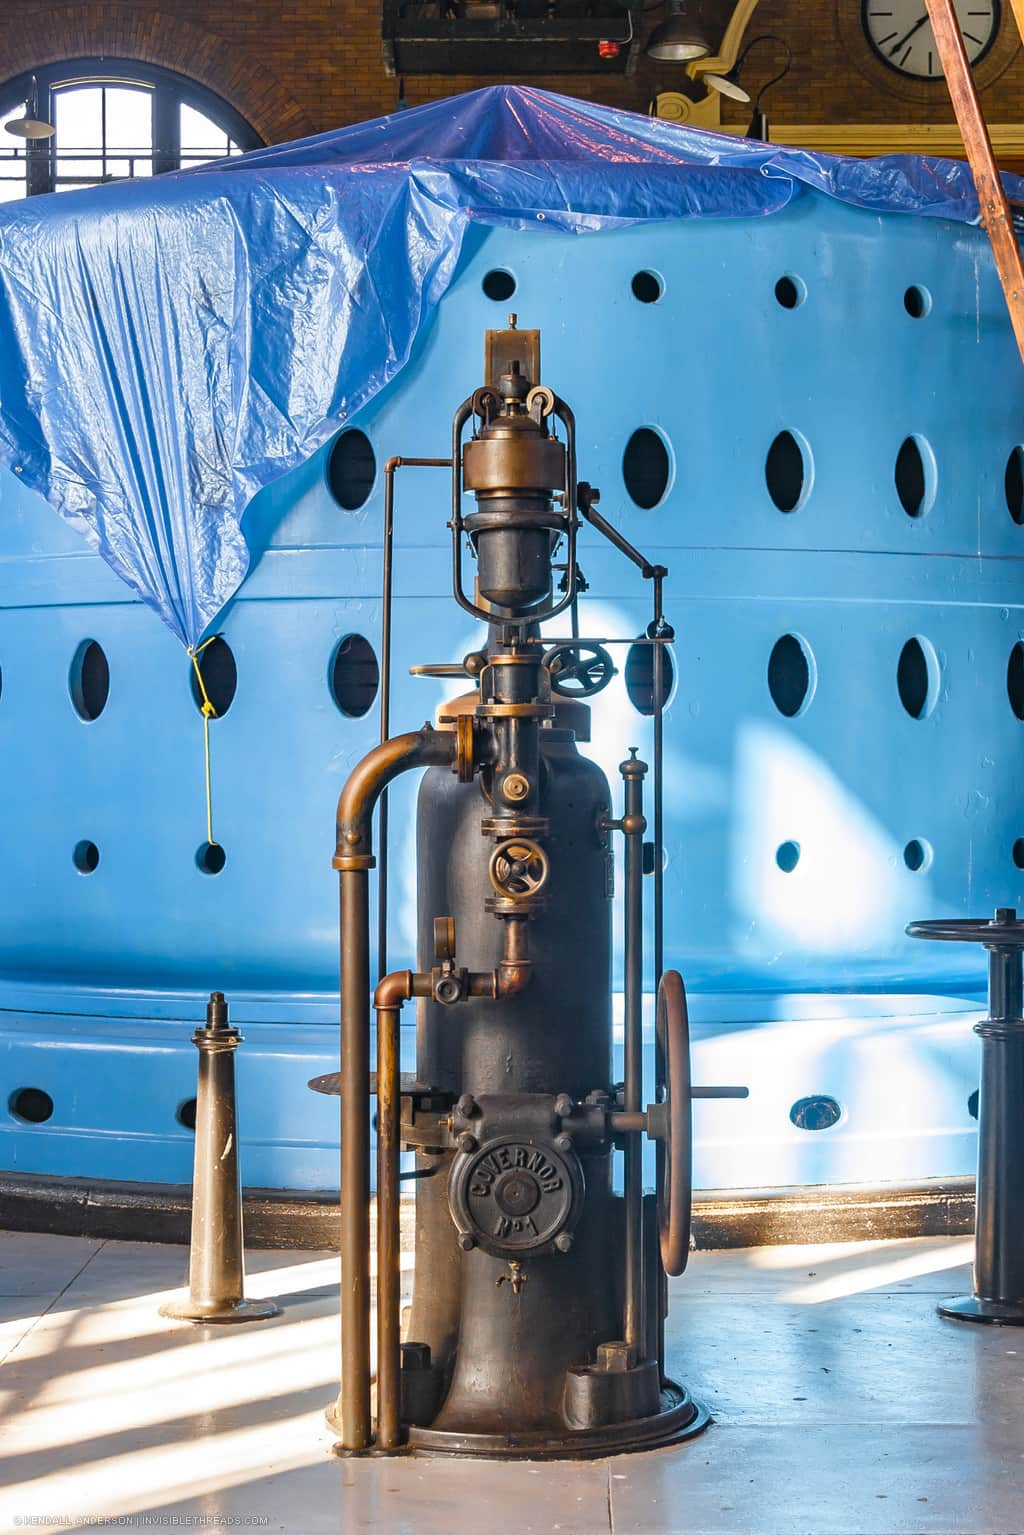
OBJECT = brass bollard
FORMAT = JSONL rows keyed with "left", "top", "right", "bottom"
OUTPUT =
{"left": 160, "top": 992, "right": 280, "bottom": 1324}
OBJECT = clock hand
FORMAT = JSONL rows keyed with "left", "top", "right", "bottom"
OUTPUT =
{"left": 888, "top": 12, "right": 931, "bottom": 55}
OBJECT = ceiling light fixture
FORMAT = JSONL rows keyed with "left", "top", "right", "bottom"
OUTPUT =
{"left": 646, "top": 1, "right": 711, "bottom": 62}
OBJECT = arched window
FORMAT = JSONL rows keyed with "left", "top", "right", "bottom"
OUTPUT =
{"left": 0, "top": 59, "right": 261, "bottom": 201}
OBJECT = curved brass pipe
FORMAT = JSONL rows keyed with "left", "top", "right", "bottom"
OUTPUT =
{"left": 334, "top": 725, "right": 455, "bottom": 1454}
{"left": 335, "top": 726, "right": 454, "bottom": 864}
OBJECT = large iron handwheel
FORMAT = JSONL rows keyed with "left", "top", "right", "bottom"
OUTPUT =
{"left": 656, "top": 969, "right": 693, "bottom": 1277}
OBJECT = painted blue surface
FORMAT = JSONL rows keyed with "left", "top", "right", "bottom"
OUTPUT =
{"left": 1, "top": 191, "right": 1019, "bottom": 1190}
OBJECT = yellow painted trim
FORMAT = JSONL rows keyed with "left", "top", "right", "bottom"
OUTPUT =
{"left": 685, "top": 0, "right": 761, "bottom": 80}
{"left": 769, "top": 123, "right": 1024, "bottom": 158}
{"left": 1008, "top": 0, "right": 1024, "bottom": 49}
{"left": 652, "top": 90, "right": 722, "bottom": 129}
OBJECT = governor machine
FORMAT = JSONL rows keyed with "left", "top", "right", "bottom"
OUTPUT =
{"left": 314, "top": 320, "right": 747, "bottom": 1458}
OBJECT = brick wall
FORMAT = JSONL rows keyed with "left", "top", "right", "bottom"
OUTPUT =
{"left": 0, "top": 1, "right": 1021, "bottom": 146}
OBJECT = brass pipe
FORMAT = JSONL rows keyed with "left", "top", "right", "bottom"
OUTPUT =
{"left": 334, "top": 726, "right": 453, "bottom": 864}
{"left": 333, "top": 726, "right": 454, "bottom": 1453}
{"left": 372, "top": 964, "right": 430, "bottom": 1452}
{"left": 375, "top": 968, "right": 432, "bottom": 1008}
{"left": 337, "top": 866, "right": 372, "bottom": 1451}
{"left": 375, "top": 1000, "right": 402, "bottom": 1451}
{"left": 467, "top": 917, "right": 534, "bottom": 999}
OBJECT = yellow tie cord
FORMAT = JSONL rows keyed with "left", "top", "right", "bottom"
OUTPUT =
{"left": 188, "top": 637, "right": 219, "bottom": 848}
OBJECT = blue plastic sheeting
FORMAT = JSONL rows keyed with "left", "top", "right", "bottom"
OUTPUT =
{"left": 0, "top": 84, "right": 1015, "bottom": 649}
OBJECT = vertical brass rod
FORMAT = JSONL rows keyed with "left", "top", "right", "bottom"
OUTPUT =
{"left": 651, "top": 602, "right": 668, "bottom": 1374}
{"left": 620, "top": 750, "right": 648, "bottom": 1361}
{"left": 378, "top": 462, "right": 397, "bottom": 987}
{"left": 375, "top": 1002, "right": 402, "bottom": 1451}
{"left": 924, "top": 0, "right": 1024, "bottom": 368}
{"left": 376, "top": 457, "right": 450, "bottom": 986}
{"left": 337, "top": 868, "right": 372, "bottom": 1450}
{"left": 652, "top": 643, "right": 665, "bottom": 991}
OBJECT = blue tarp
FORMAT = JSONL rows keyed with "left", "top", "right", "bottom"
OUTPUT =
{"left": 0, "top": 84, "right": 1014, "bottom": 649}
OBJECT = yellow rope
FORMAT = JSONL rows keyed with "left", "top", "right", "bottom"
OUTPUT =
{"left": 189, "top": 637, "right": 219, "bottom": 848}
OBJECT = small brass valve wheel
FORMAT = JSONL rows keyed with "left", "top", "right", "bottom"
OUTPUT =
{"left": 545, "top": 642, "right": 617, "bottom": 699}
{"left": 488, "top": 838, "right": 549, "bottom": 901}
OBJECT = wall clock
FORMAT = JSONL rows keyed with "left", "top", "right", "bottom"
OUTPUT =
{"left": 862, "top": 1, "right": 1001, "bottom": 78}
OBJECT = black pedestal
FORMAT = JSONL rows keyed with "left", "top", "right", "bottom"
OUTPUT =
{"left": 908, "top": 909, "right": 1024, "bottom": 1327}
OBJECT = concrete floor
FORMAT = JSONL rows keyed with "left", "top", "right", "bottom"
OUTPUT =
{"left": 0, "top": 1231, "right": 1021, "bottom": 1534}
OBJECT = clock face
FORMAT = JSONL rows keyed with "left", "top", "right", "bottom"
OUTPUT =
{"left": 862, "top": 0, "right": 1001, "bottom": 78}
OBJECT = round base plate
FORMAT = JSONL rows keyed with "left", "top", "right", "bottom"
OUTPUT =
{"left": 328, "top": 1381, "right": 709, "bottom": 1460}
{"left": 938, "top": 1295, "right": 1024, "bottom": 1326}
{"left": 160, "top": 1296, "right": 281, "bottom": 1324}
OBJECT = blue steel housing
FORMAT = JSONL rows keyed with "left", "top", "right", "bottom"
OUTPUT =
{"left": 1, "top": 194, "right": 1021, "bottom": 1193}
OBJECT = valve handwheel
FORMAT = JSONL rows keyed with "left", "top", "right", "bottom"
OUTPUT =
{"left": 488, "top": 838, "right": 550, "bottom": 900}
{"left": 545, "top": 643, "right": 617, "bottom": 699}
{"left": 656, "top": 969, "right": 693, "bottom": 1277}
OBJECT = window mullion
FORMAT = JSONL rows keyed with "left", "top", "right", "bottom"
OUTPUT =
{"left": 152, "top": 87, "right": 177, "bottom": 176}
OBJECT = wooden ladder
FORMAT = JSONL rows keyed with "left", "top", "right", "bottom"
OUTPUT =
{"left": 925, "top": 0, "right": 1024, "bottom": 363}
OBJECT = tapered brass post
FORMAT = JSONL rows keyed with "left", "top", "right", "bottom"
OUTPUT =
{"left": 160, "top": 992, "right": 279, "bottom": 1325}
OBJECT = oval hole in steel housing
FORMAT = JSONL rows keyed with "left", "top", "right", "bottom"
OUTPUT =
{"left": 903, "top": 838, "right": 932, "bottom": 873}
{"left": 190, "top": 636, "right": 237, "bottom": 718}
{"left": 898, "top": 636, "right": 940, "bottom": 720}
{"left": 9, "top": 1087, "right": 54, "bottom": 1124}
{"left": 768, "top": 634, "right": 816, "bottom": 718}
{"left": 70, "top": 639, "right": 110, "bottom": 721}
{"left": 631, "top": 270, "right": 664, "bottom": 304}
{"left": 327, "top": 428, "right": 376, "bottom": 511}
{"left": 1008, "top": 643, "right": 1024, "bottom": 722}
{"left": 774, "top": 274, "right": 806, "bottom": 309}
{"left": 895, "top": 435, "right": 936, "bottom": 519}
{"left": 622, "top": 428, "right": 671, "bottom": 510}
{"left": 329, "top": 633, "right": 380, "bottom": 718}
{"left": 624, "top": 641, "right": 675, "bottom": 716}
{"left": 904, "top": 285, "right": 932, "bottom": 319}
{"left": 196, "top": 842, "right": 226, "bottom": 875}
{"left": 1006, "top": 447, "right": 1024, "bottom": 526}
{"left": 72, "top": 840, "right": 100, "bottom": 874}
{"left": 790, "top": 1095, "right": 842, "bottom": 1131}
{"left": 482, "top": 269, "right": 516, "bottom": 301}
{"left": 776, "top": 840, "right": 801, "bottom": 873}
{"left": 766, "top": 430, "right": 810, "bottom": 513}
